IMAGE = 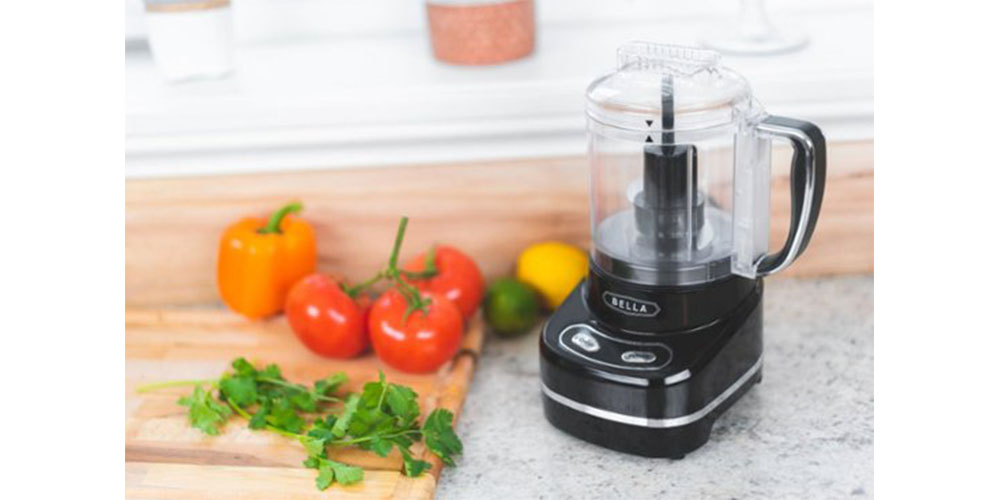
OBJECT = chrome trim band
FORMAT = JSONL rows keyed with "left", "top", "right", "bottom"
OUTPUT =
{"left": 541, "top": 355, "right": 762, "bottom": 428}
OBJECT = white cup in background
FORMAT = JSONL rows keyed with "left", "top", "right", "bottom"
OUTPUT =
{"left": 144, "top": 0, "right": 235, "bottom": 82}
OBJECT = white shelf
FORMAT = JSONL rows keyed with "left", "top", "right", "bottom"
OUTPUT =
{"left": 125, "top": 3, "right": 872, "bottom": 178}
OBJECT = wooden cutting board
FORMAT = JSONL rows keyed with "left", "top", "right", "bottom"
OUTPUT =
{"left": 125, "top": 308, "right": 484, "bottom": 500}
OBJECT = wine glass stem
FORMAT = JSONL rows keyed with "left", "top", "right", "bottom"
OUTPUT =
{"left": 738, "top": 0, "right": 776, "bottom": 39}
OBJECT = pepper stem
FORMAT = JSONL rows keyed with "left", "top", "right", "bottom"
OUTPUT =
{"left": 259, "top": 201, "right": 303, "bottom": 234}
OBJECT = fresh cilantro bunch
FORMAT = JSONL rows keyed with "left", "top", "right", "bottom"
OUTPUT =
{"left": 300, "top": 371, "right": 462, "bottom": 483}
{"left": 139, "top": 358, "right": 463, "bottom": 491}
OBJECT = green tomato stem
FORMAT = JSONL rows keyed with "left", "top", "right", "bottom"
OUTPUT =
{"left": 399, "top": 269, "right": 433, "bottom": 280}
{"left": 345, "top": 271, "right": 384, "bottom": 298}
{"left": 387, "top": 216, "right": 409, "bottom": 270}
{"left": 259, "top": 201, "right": 303, "bottom": 234}
{"left": 422, "top": 245, "right": 439, "bottom": 277}
{"left": 319, "top": 215, "right": 433, "bottom": 316}
{"left": 382, "top": 216, "right": 431, "bottom": 314}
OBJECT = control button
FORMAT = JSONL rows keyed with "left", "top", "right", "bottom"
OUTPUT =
{"left": 621, "top": 350, "right": 657, "bottom": 364}
{"left": 571, "top": 331, "right": 600, "bottom": 352}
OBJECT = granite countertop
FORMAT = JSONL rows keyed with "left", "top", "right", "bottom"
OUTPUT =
{"left": 437, "top": 275, "right": 874, "bottom": 500}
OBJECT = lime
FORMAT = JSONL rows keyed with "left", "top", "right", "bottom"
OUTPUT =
{"left": 515, "top": 241, "right": 588, "bottom": 310}
{"left": 484, "top": 278, "right": 540, "bottom": 336}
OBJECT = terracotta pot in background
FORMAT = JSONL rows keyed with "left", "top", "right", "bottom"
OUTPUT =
{"left": 426, "top": 0, "right": 535, "bottom": 65}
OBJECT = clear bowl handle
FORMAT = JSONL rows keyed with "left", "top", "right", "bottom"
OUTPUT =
{"left": 754, "top": 116, "right": 827, "bottom": 276}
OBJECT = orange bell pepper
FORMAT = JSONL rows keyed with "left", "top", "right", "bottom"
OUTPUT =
{"left": 217, "top": 201, "right": 316, "bottom": 319}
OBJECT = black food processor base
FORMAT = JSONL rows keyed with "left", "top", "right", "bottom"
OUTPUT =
{"left": 539, "top": 273, "right": 764, "bottom": 458}
{"left": 541, "top": 369, "right": 762, "bottom": 458}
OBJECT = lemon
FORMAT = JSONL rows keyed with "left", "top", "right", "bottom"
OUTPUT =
{"left": 516, "top": 241, "right": 588, "bottom": 310}
{"left": 484, "top": 278, "right": 540, "bottom": 336}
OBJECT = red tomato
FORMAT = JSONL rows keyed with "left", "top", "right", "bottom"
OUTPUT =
{"left": 285, "top": 274, "right": 368, "bottom": 358}
{"left": 368, "top": 289, "right": 464, "bottom": 374}
{"left": 403, "top": 246, "right": 484, "bottom": 320}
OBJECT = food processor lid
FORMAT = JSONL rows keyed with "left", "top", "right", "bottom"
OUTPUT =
{"left": 586, "top": 42, "right": 755, "bottom": 134}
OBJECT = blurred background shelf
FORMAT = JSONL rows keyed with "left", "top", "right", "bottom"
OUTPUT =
{"left": 125, "top": 0, "right": 872, "bottom": 178}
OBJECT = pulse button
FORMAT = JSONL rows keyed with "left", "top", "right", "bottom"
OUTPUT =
{"left": 571, "top": 331, "right": 600, "bottom": 353}
{"left": 621, "top": 350, "right": 657, "bottom": 364}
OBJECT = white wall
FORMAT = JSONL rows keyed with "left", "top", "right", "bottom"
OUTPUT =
{"left": 125, "top": 0, "right": 873, "bottom": 178}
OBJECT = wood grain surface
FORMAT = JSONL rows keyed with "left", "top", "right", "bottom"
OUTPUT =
{"left": 126, "top": 141, "right": 872, "bottom": 306}
{"left": 125, "top": 309, "right": 485, "bottom": 500}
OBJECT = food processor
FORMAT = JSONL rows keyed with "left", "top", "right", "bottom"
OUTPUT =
{"left": 539, "top": 42, "right": 826, "bottom": 458}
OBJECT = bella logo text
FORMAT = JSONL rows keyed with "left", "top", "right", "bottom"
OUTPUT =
{"left": 602, "top": 292, "right": 661, "bottom": 317}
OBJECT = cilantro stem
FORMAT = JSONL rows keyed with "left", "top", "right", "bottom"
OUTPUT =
{"left": 256, "top": 377, "right": 301, "bottom": 389}
{"left": 376, "top": 378, "right": 389, "bottom": 410}
{"left": 136, "top": 379, "right": 216, "bottom": 393}
{"left": 257, "top": 377, "right": 341, "bottom": 403}
{"left": 331, "top": 430, "right": 422, "bottom": 446}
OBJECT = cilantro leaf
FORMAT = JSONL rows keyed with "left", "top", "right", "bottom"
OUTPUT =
{"left": 301, "top": 436, "right": 327, "bottom": 457}
{"left": 149, "top": 360, "right": 462, "bottom": 490}
{"left": 178, "top": 385, "right": 231, "bottom": 436}
{"left": 315, "top": 463, "right": 335, "bottom": 490}
{"left": 248, "top": 401, "right": 270, "bottom": 430}
{"left": 422, "top": 409, "right": 462, "bottom": 466}
{"left": 231, "top": 357, "right": 257, "bottom": 377}
{"left": 403, "top": 456, "right": 432, "bottom": 477}
{"left": 260, "top": 363, "right": 283, "bottom": 380}
{"left": 314, "top": 459, "right": 364, "bottom": 490}
{"left": 396, "top": 443, "right": 432, "bottom": 477}
{"left": 330, "top": 460, "right": 364, "bottom": 485}
{"left": 332, "top": 394, "right": 360, "bottom": 438}
{"left": 306, "top": 420, "right": 335, "bottom": 444}
{"left": 346, "top": 408, "right": 379, "bottom": 437}
{"left": 289, "top": 390, "right": 318, "bottom": 412}
{"left": 360, "top": 381, "right": 385, "bottom": 410}
{"left": 366, "top": 437, "right": 393, "bottom": 458}
{"left": 392, "top": 432, "right": 416, "bottom": 449}
{"left": 385, "top": 384, "right": 420, "bottom": 424}
{"left": 219, "top": 375, "right": 257, "bottom": 407}
{"left": 313, "top": 372, "right": 347, "bottom": 396}
{"left": 266, "top": 399, "right": 305, "bottom": 434}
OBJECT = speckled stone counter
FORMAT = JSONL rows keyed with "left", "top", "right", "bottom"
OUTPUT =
{"left": 437, "top": 276, "right": 874, "bottom": 500}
